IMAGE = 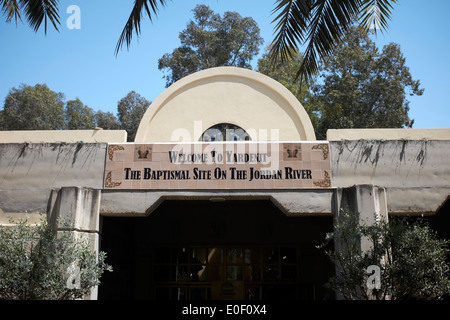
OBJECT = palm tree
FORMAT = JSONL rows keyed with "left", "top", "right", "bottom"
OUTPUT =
{"left": 2, "top": 0, "right": 397, "bottom": 84}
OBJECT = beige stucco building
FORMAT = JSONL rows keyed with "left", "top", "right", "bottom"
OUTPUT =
{"left": 1, "top": 67, "right": 449, "bottom": 300}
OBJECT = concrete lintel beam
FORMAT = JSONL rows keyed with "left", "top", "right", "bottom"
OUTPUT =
{"left": 387, "top": 187, "right": 450, "bottom": 215}
{"left": 100, "top": 190, "right": 336, "bottom": 217}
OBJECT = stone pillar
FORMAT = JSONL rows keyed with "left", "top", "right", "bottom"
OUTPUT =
{"left": 334, "top": 185, "right": 388, "bottom": 247}
{"left": 47, "top": 186, "right": 101, "bottom": 300}
{"left": 332, "top": 185, "right": 388, "bottom": 299}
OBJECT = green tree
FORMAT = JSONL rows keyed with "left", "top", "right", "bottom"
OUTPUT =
{"left": 0, "top": 218, "right": 112, "bottom": 300}
{"left": 94, "top": 111, "right": 120, "bottom": 130}
{"left": 117, "top": 91, "right": 150, "bottom": 142}
{"left": 319, "top": 210, "right": 450, "bottom": 300}
{"left": 1, "top": 83, "right": 146, "bottom": 134}
{"left": 158, "top": 4, "right": 263, "bottom": 87}
{"left": 310, "top": 26, "right": 423, "bottom": 139}
{"left": 0, "top": 109, "right": 4, "bottom": 130}
{"left": 2, "top": 83, "right": 65, "bottom": 130}
{"left": 65, "top": 98, "right": 96, "bottom": 130}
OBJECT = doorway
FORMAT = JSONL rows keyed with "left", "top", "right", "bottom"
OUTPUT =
{"left": 98, "top": 200, "right": 334, "bottom": 300}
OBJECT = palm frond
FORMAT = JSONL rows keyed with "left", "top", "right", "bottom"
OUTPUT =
{"left": 296, "top": 0, "right": 361, "bottom": 84}
{"left": 360, "top": 0, "right": 397, "bottom": 35}
{"left": 20, "top": 0, "right": 60, "bottom": 33}
{"left": 270, "top": 0, "right": 397, "bottom": 86}
{"left": 1, "top": 0, "right": 22, "bottom": 24}
{"left": 269, "top": 0, "right": 312, "bottom": 63}
{"left": 115, "top": 0, "right": 169, "bottom": 56}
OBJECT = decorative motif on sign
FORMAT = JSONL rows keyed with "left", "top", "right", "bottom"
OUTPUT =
{"left": 135, "top": 146, "right": 152, "bottom": 161}
{"left": 283, "top": 144, "right": 302, "bottom": 161}
{"left": 107, "top": 145, "right": 124, "bottom": 161}
{"left": 104, "top": 171, "right": 122, "bottom": 188}
{"left": 312, "top": 144, "right": 329, "bottom": 160}
{"left": 287, "top": 147, "right": 299, "bottom": 158}
{"left": 313, "top": 171, "right": 331, "bottom": 188}
{"left": 137, "top": 147, "right": 150, "bottom": 159}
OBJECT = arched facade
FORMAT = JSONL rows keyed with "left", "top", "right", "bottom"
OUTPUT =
{"left": 134, "top": 67, "right": 316, "bottom": 143}
{"left": 1, "top": 66, "right": 449, "bottom": 301}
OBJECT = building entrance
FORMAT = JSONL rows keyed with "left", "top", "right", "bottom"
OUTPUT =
{"left": 98, "top": 200, "right": 334, "bottom": 300}
{"left": 150, "top": 245, "right": 313, "bottom": 300}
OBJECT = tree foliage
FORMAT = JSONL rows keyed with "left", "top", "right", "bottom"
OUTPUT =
{"left": 95, "top": 111, "right": 120, "bottom": 130}
{"left": 158, "top": 4, "right": 263, "bottom": 87}
{"left": 310, "top": 26, "right": 423, "bottom": 139}
{"left": 65, "top": 98, "right": 96, "bottom": 130}
{"left": 319, "top": 210, "right": 450, "bottom": 300}
{"left": 2, "top": 83, "right": 65, "bottom": 130}
{"left": 257, "top": 26, "right": 422, "bottom": 140}
{"left": 0, "top": 84, "right": 147, "bottom": 136}
{"left": 117, "top": 91, "right": 150, "bottom": 142}
{"left": 0, "top": 218, "right": 112, "bottom": 300}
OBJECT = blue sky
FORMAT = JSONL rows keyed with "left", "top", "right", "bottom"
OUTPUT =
{"left": 0, "top": 0, "right": 449, "bottom": 129}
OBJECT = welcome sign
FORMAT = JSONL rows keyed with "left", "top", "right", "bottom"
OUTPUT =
{"left": 103, "top": 142, "right": 331, "bottom": 190}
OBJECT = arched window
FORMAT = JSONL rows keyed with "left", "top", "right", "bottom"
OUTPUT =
{"left": 200, "top": 123, "right": 251, "bottom": 142}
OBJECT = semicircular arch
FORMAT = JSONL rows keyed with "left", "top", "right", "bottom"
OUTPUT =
{"left": 134, "top": 67, "right": 316, "bottom": 142}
